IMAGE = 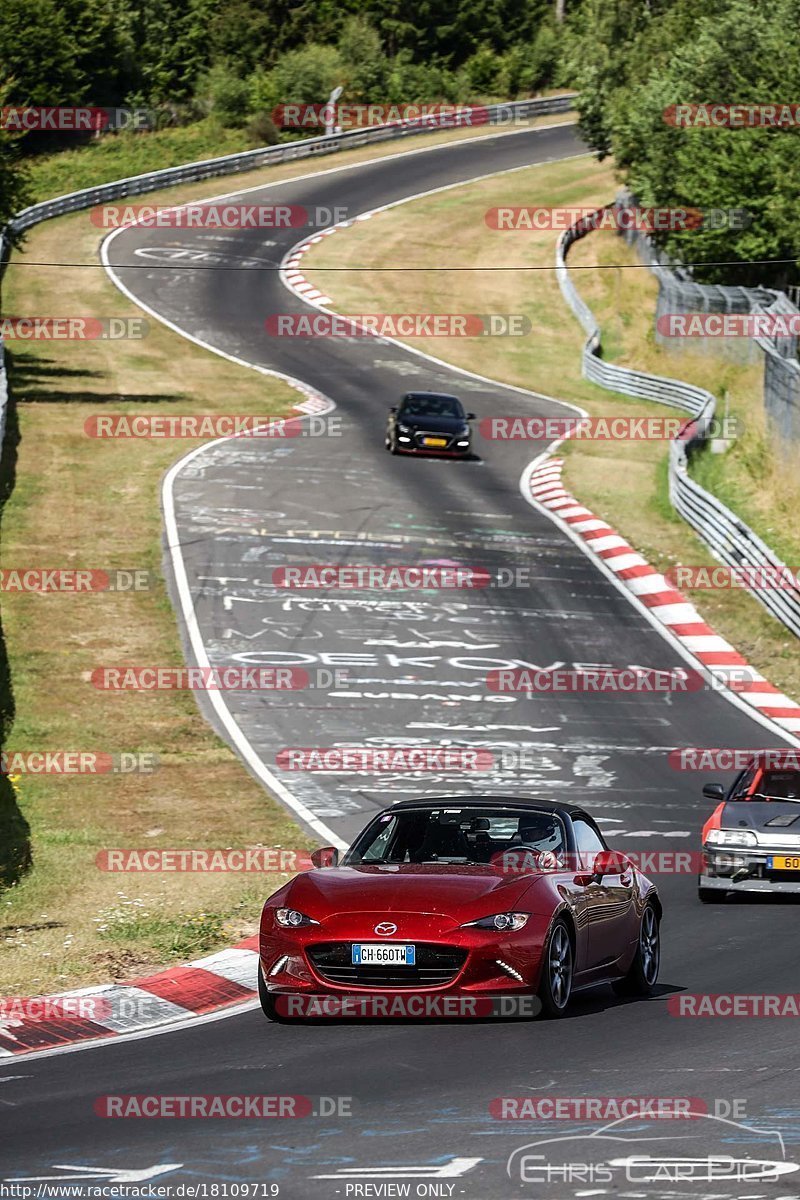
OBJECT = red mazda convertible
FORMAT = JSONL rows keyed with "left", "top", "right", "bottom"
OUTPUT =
{"left": 258, "top": 797, "right": 661, "bottom": 1021}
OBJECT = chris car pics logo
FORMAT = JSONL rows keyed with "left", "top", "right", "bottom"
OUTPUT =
{"left": 507, "top": 1113, "right": 798, "bottom": 1186}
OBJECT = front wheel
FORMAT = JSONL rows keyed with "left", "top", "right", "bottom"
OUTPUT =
{"left": 612, "top": 902, "right": 660, "bottom": 997}
{"left": 537, "top": 918, "right": 573, "bottom": 1018}
{"left": 258, "top": 963, "right": 282, "bottom": 1022}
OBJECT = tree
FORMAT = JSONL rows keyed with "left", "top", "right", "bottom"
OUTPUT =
{"left": 269, "top": 45, "right": 345, "bottom": 106}
{"left": 338, "top": 18, "right": 389, "bottom": 100}
{"left": 0, "top": 83, "right": 31, "bottom": 235}
{"left": 561, "top": 0, "right": 800, "bottom": 285}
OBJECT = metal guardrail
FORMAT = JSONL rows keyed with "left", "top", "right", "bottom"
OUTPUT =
{"left": 556, "top": 208, "right": 800, "bottom": 639}
{"left": 5, "top": 94, "right": 576, "bottom": 237}
{"left": 0, "top": 93, "right": 576, "bottom": 454}
{"left": 751, "top": 292, "right": 800, "bottom": 445}
{"left": 617, "top": 190, "right": 800, "bottom": 433}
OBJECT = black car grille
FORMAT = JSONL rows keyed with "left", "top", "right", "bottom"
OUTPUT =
{"left": 307, "top": 942, "right": 467, "bottom": 987}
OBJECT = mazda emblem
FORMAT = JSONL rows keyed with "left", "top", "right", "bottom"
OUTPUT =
{"left": 374, "top": 921, "right": 397, "bottom": 936}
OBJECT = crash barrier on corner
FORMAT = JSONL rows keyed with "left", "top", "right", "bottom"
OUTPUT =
{"left": 616, "top": 195, "right": 800, "bottom": 445}
{"left": 751, "top": 292, "right": 800, "bottom": 446}
{"left": 0, "top": 92, "right": 576, "bottom": 454}
{"left": 556, "top": 208, "right": 800, "bottom": 640}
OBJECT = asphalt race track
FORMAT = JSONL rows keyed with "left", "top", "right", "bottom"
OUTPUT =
{"left": 3, "top": 122, "right": 800, "bottom": 1198}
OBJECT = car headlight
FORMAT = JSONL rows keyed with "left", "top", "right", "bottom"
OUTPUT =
{"left": 705, "top": 829, "right": 757, "bottom": 848}
{"left": 274, "top": 908, "right": 318, "bottom": 928}
{"left": 397, "top": 423, "right": 411, "bottom": 433}
{"left": 462, "top": 912, "right": 530, "bottom": 931}
{"left": 460, "top": 425, "right": 471, "bottom": 437}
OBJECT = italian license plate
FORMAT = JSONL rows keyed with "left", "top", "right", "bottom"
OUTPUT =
{"left": 422, "top": 437, "right": 447, "bottom": 447}
{"left": 768, "top": 855, "right": 800, "bottom": 870}
{"left": 352, "top": 943, "right": 415, "bottom": 966}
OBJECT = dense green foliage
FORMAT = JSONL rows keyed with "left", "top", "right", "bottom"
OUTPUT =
{"left": 562, "top": 0, "right": 800, "bottom": 285}
{"left": 1, "top": 0, "right": 798, "bottom": 286}
{"left": 0, "top": 0, "right": 559, "bottom": 117}
{"left": 0, "top": 0, "right": 563, "bottom": 222}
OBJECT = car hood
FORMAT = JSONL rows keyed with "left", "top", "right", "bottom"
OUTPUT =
{"left": 283, "top": 863, "right": 542, "bottom": 920}
{"left": 722, "top": 800, "right": 800, "bottom": 841}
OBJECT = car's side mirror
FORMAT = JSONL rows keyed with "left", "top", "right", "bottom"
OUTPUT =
{"left": 389, "top": 406, "right": 398, "bottom": 413}
{"left": 310, "top": 846, "right": 339, "bottom": 868}
{"left": 702, "top": 782, "right": 725, "bottom": 801}
{"left": 466, "top": 411, "right": 476, "bottom": 420}
{"left": 592, "top": 848, "right": 630, "bottom": 878}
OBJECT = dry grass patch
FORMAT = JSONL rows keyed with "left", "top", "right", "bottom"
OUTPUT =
{"left": 0, "top": 198, "right": 306, "bottom": 997}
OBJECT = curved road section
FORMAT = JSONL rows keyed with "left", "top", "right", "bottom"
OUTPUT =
{"left": 2, "top": 123, "right": 798, "bottom": 1195}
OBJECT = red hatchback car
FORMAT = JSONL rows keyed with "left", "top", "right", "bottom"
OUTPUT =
{"left": 258, "top": 798, "right": 662, "bottom": 1021}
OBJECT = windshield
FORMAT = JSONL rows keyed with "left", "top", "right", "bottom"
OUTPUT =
{"left": 344, "top": 807, "right": 566, "bottom": 865}
{"left": 749, "top": 769, "right": 800, "bottom": 800}
{"left": 400, "top": 394, "right": 465, "bottom": 420}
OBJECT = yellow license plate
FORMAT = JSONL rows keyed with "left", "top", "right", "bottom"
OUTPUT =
{"left": 770, "top": 855, "right": 800, "bottom": 870}
{"left": 423, "top": 437, "right": 447, "bottom": 447}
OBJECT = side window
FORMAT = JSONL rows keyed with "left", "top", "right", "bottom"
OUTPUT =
{"left": 572, "top": 818, "right": 606, "bottom": 869}
{"left": 730, "top": 767, "right": 755, "bottom": 800}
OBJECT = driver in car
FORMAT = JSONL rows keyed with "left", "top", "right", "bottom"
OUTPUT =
{"left": 504, "top": 815, "right": 566, "bottom": 872}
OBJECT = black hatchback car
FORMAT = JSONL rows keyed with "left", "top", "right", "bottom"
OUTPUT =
{"left": 385, "top": 392, "right": 475, "bottom": 457}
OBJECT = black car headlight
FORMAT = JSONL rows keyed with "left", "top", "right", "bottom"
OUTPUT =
{"left": 275, "top": 908, "right": 318, "bottom": 928}
{"left": 461, "top": 912, "right": 530, "bottom": 931}
{"left": 397, "top": 423, "right": 411, "bottom": 434}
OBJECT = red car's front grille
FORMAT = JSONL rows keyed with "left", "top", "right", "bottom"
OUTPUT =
{"left": 307, "top": 942, "right": 467, "bottom": 988}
